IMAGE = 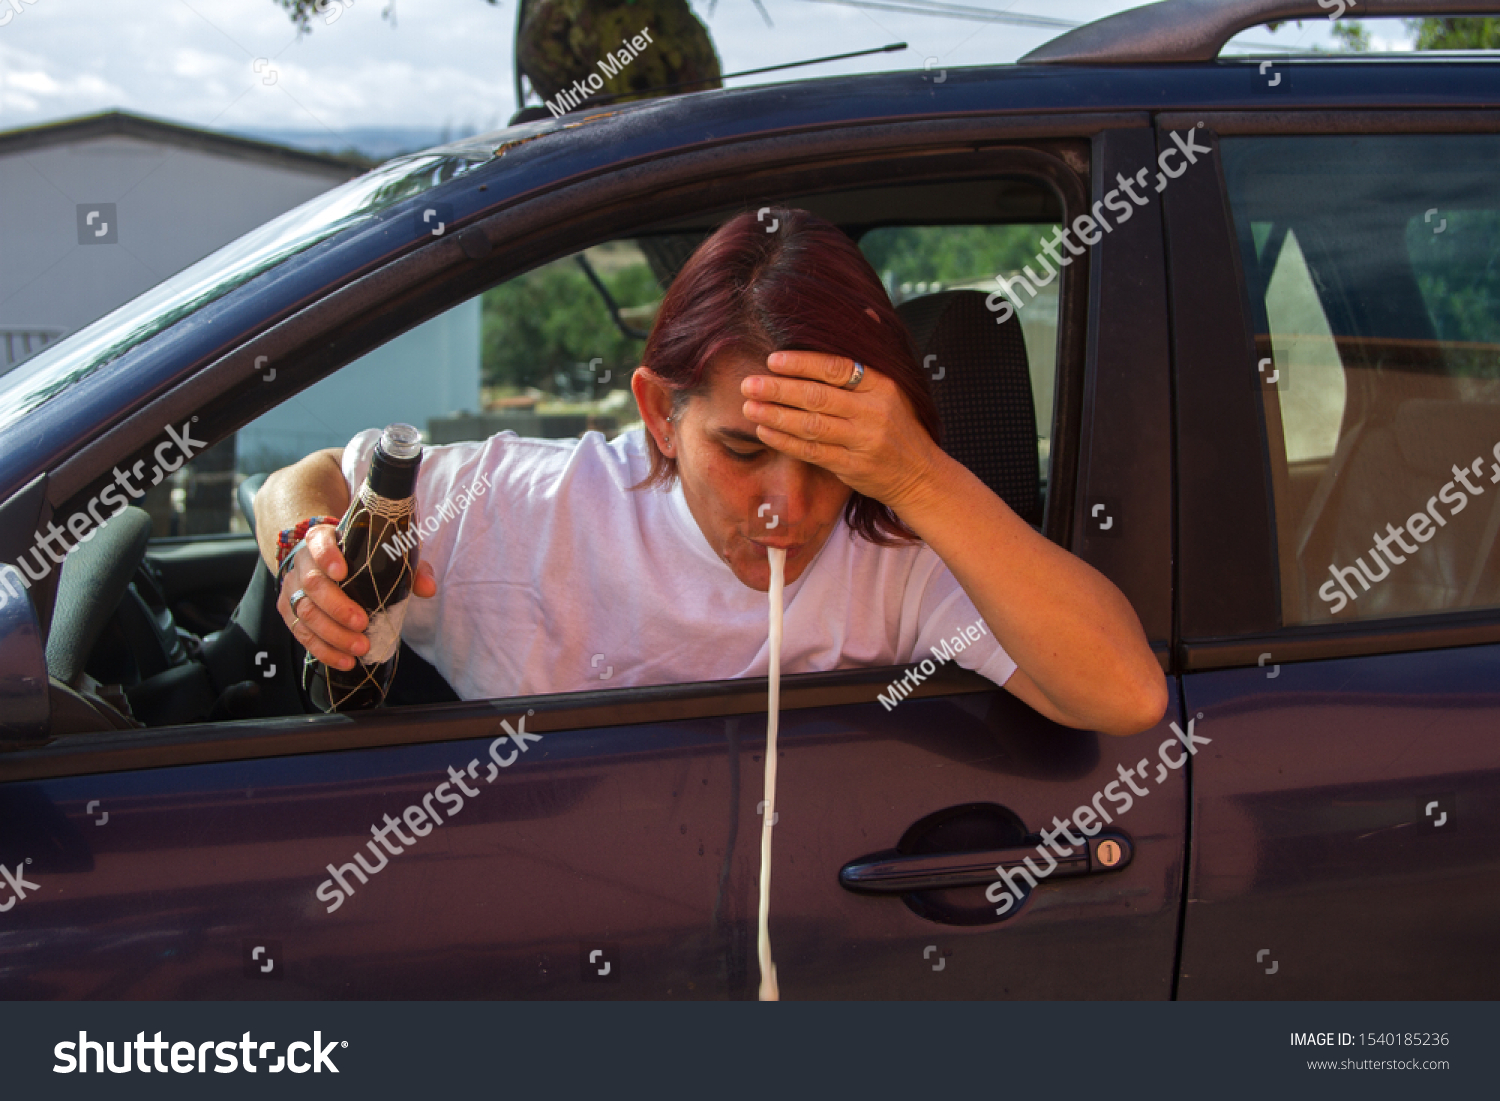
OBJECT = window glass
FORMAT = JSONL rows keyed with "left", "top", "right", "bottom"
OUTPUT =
{"left": 109, "top": 198, "right": 1072, "bottom": 725}
{"left": 1406, "top": 208, "right": 1500, "bottom": 352}
{"left": 1260, "top": 227, "right": 1347, "bottom": 464}
{"left": 1224, "top": 135, "right": 1500, "bottom": 626}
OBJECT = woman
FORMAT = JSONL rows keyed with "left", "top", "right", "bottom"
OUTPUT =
{"left": 258, "top": 208, "right": 1165, "bottom": 736}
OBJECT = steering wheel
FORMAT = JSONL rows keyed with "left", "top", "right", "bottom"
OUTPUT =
{"left": 46, "top": 497, "right": 308, "bottom": 723}
{"left": 45, "top": 506, "right": 153, "bottom": 686}
{"left": 53, "top": 476, "right": 457, "bottom": 723}
{"left": 175, "top": 470, "right": 312, "bottom": 718}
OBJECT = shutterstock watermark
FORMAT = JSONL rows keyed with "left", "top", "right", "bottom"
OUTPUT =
{"left": 545, "top": 26, "right": 654, "bottom": 117}
{"left": 1319, "top": 441, "right": 1500, "bottom": 614}
{"left": 0, "top": 419, "right": 208, "bottom": 613}
{"left": 0, "top": 0, "right": 47, "bottom": 30}
{"left": 0, "top": 858, "right": 39, "bottom": 911}
{"left": 878, "top": 616, "right": 990, "bottom": 710}
{"left": 54, "top": 1031, "right": 344, "bottom": 1074}
{"left": 315, "top": 711, "right": 541, "bottom": 912}
{"left": 985, "top": 713, "right": 1209, "bottom": 915}
{"left": 986, "top": 125, "right": 1212, "bottom": 325}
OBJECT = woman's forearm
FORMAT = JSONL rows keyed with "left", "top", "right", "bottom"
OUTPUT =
{"left": 893, "top": 451, "right": 1166, "bottom": 735}
{"left": 254, "top": 447, "right": 351, "bottom": 572}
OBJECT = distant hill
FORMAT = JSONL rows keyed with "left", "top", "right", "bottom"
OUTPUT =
{"left": 229, "top": 124, "right": 498, "bottom": 164}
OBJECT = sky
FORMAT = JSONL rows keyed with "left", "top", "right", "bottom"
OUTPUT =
{"left": 0, "top": 0, "right": 1417, "bottom": 155}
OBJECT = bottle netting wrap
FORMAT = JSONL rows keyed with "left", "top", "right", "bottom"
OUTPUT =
{"left": 306, "top": 486, "right": 417, "bottom": 711}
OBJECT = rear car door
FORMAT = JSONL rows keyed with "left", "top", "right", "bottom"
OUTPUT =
{"left": 0, "top": 92, "right": 1185, "bottom": 998}
{"left": 1166, "top": 108, "right": 1500, "bottom": 997}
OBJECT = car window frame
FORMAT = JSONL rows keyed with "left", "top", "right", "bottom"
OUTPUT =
{"left": 14, "top": 112, "right": 1130, "bottom": 772}
{"left": 1161, "top": 109, "right": 1500, "bottom": 673}
{"left": 1071, "top": 125, "right": 1174, "bottom": 672}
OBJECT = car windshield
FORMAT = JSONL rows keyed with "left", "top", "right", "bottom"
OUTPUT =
{"left": 0, "top": 145, "right": 494, "bottom": 438}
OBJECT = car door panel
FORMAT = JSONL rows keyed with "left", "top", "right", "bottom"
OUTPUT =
{"left": 1177, "top": 646, "right": 1500, "bottom": 998}
{"left": 1165, "top": 118, "right": 1500, "bottom": 998}
{"left": 0, "top": 107, "right": 1190, "bottom": 1000}
{"left": 0, "top": 673, "right": 1185, "bottom": 999}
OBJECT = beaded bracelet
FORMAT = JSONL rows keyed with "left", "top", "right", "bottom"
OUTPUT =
{"left": 275, "top": 537, "right": 307, "bottom": 594}
{"left": 276, "top": 515, "right": 339, "bottom": 568}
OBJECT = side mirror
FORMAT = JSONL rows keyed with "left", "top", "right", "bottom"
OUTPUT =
{"left": 0, "top": 563, "right": 49, "bottom": 743}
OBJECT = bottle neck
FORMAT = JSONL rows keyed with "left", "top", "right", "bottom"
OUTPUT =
{"left": 366, "top": 444, "right": 420, "bottom": 500}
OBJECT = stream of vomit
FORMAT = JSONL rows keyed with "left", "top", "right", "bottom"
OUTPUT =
{"left": 757, "top": 546, "right": 786, "bottom": 1001}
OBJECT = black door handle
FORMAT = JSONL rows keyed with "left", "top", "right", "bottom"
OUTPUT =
{"left": 839, "top": 831, "right": 1133, "bottom": 894}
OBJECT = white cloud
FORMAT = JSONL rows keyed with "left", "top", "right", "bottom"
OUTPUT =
{"left": 0, "top": 40, "right": 126, "bottom": 116}
{"left": 169, "top": 47, "right": 236, "bottom": 82}
{"left": 0, "top": 0, "right": 1117, "bottom": 134}
{"left": 0, "top": 0, "right": 1422, "bottom": 140}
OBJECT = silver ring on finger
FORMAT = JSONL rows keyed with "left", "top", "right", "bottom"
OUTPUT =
{"left": 841, "top": 360, "right": 865, "bottom": 391}
{"left": 289, "top": 587, "right": 310, "bottom": 616}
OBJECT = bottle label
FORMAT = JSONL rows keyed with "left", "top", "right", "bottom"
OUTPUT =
{"left": 361, "top": 598, "right": 409, "bottom": 665}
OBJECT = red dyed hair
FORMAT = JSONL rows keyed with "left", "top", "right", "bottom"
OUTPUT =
{"left": 630, "top": 207, "right": 941, "bottom": 546}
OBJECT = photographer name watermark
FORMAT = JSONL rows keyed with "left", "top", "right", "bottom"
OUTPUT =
{"left": 545, "top": 26, "right": 654, "bottom": 117}
{"left": 381, "top": 471, "right": 493, "bottom": 560}
{"left": 878, "top": 616, "right": 990, "bottom": 711}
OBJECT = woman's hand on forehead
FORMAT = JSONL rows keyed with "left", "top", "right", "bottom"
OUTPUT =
{"left": 741, "top": 350, "right": 944, "bottom": 514}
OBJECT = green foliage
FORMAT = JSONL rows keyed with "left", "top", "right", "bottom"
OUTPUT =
{"left": 859, "top": 225, "right": 1057, "bottom": 290}
{"left": 481, "top": 227, "right": 1060, "bottom": 395}
{"left": 519, "top": 0, "right": 720, "bottom": 105}
{"left": 270, "top": 0, "right": 330, "bottom": 33}
{"left": 1263, "top": 17, "right": 1365, "bottom": 49}
{"left": 1407, "top": 209, "right": 1500, "bottom": 376}
{"left": 269, "top": 0, "right": 721, "bottom": 111}
{"left": 480, "top": 256, "right": 659, "bottom": 393}
{"left": 1331, "top": 22, "right": 1371, "bottom": 52}
{"left": 1265, "top": 17, "right": 1499, "bottom": 51}
{"left": 1407, "top": 17, "right": 1500, "bottom": 50}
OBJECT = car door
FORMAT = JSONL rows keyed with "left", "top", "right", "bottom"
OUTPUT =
{"left": 0, "top": 96, "right": 1186, "bottom": 999}
{"left": 1165, "top": 111, "right": 1500, "bottom": 997}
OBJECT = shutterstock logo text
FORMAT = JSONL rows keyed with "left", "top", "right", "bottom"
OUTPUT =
{"left": 54, "top": 1030, "right": 344, "bottom": 1074}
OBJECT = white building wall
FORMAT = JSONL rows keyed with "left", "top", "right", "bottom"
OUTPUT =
{"left": 237, "top": 298, "right": 483, "bottom": 475}
{"left": 0, "top": 125, "right": 483, "bottom": 478}
{"left": 0, "top": 132, "right": 355, "bottom": 346}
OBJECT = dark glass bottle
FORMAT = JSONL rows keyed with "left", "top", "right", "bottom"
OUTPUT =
{"left": 303, "top": 423, "right": 423, "bottom": 712}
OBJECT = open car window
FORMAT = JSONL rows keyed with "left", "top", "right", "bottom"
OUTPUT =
{"left": 159, "top": 237, "right": 680, "bottom": 538}
{"left": 44, "top": 164, "right": 1080, "bottom": 731}
{"left": 161, "top": 221, "right": 1066, "bottom": 542}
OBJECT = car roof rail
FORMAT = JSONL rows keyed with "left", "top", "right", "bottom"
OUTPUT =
{"left": 1019, "top": 0, "right": 1499, "bottom": 65}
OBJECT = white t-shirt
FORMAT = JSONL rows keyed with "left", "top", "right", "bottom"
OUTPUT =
{"left": 341, "top": 425, "right": 1017, "bottom": 701}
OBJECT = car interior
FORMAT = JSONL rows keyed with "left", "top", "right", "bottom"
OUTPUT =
{"left": 36, "top": 168, "right": 1078, "bottom": 735}
{"left": 1225, "top": 134, "right": 1500, "bottom": 626}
